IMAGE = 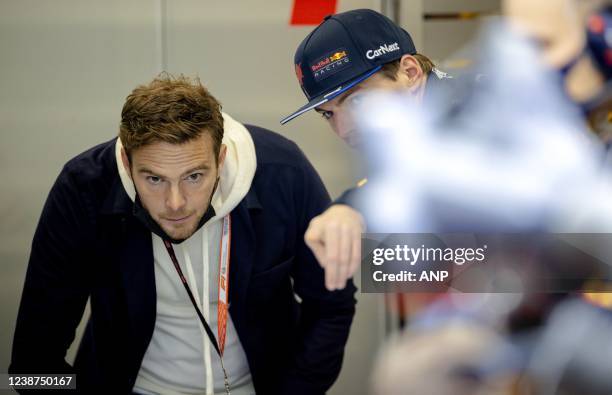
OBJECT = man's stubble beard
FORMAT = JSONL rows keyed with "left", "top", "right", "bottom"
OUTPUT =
{"left": 157, "top": 210, "right": 204, "bottom": 241}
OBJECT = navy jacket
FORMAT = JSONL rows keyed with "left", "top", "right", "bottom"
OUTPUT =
{"left": 10, "top": 125, "right": 357, "bottom": 394}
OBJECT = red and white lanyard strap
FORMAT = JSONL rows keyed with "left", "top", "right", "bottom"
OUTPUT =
{"left": 217, "top": 213, "right": 231, "bottom": 356}
{"left": 162, "top": 214, "right": 232, "bottom": 395}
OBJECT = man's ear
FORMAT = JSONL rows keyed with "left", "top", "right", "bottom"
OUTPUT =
{"left": 397, "top": 54, "right": 425, "bottom": 89}
{"left": 217, "top": 144, "right": 227, "bottom": 173}
{"left": 120, "top": 147, "right": 132, "bottom": 179}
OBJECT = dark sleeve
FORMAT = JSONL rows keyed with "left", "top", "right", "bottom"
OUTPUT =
{"left": 10, "top": 168, "right": 91, "bottom": 380}
{"left": 280, "top": 148, "right": 358, "bottom": 395}
{"left": 333, "top": 186, "right": 359, "bottom": 207}
{"left": 333, "top": 182, "right": 371, "bottom": 230}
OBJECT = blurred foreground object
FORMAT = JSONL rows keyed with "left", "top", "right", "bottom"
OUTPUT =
{"left": 370, "top": 320, "right": 518, "bottom": 395}
{"left": 355, "top": 19, "right": 608, "bottom": 234}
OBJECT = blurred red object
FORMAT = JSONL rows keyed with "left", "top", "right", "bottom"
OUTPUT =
{"left": 290, "top": 0, "right": 337, "bottom": 25}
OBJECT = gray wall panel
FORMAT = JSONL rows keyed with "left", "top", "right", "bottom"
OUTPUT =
{"left": 0, "top": 1, "right": 160, "bottom": 391}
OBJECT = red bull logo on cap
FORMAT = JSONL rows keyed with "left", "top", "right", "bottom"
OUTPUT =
{"left": 310, "top": 48, "right": 352, "bottom": 82}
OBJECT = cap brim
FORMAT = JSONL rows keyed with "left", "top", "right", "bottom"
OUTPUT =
{"left": 280, "top": 65, "right": 382, "bottom": 125}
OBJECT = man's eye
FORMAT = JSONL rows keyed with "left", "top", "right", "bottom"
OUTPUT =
{"left": 320, "top": 110, "right": 333, "bottom": 120}
{"left": 186, "top": 173, "right": 203, "bottom": 183}
{"left": 347, "top": 93, "right": 364, "bottom": 107}
{"left": 147, "top": 176, "right": 162, "bottom": 185}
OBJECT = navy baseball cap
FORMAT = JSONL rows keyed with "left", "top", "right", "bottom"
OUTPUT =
{"left": 280, "top": 8, "right": 417, "bottom": 125}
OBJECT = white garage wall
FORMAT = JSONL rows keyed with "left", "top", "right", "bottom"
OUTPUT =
{"left": 1, "top": 3, "right": 160, "bottom": 395}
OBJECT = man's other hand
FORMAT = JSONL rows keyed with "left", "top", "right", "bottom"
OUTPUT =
{"left": 305, "top": 204, "right": 365, "bottom": 290}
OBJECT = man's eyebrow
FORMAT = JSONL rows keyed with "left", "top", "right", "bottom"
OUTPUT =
{"left": 137, "top": 167, "right": 159, "bottom": 176}
{"left": 315, "top": 86, "right": 363, "bottom": 113}
{"left": 337, "top": 86, "right": 362, "bottom": 105}
{"left": 136, "top": 164, "right": 210, "bottom": 178}
{"left": 180, "top": 165, "right": 210, "bottom": 177}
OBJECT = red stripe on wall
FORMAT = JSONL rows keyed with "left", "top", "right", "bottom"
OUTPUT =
{"left": 290, "top": 0, "right": 337, "bottom": 26}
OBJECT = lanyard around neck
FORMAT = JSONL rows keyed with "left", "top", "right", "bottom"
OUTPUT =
{"left": 162, "top": 214, "right": 232, "bottom": 395}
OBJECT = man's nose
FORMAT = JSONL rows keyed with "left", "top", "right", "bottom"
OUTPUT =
{"left": 166, "top": 184, "right": 186, "bottom": 212}
{"left": 333, "top": 112, "right": 352, "bottom": 139}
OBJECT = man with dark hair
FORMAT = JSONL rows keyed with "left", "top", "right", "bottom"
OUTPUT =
{"left": 281, "top": 9, "right": 453, "bottom": 291}
{"left": 10, "top": 74, "right": 356, "bottom": 395}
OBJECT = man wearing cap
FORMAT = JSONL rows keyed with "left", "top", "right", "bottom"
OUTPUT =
{"left": 281, "top": 9, "right": 454, "bottom": 291}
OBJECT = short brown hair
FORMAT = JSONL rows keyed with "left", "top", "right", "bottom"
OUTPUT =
{"left": 380, "top": 53, "right": 436, "bottom": 81}
{"left": 119, "top": 73, "right": 224, "bottom": 162}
